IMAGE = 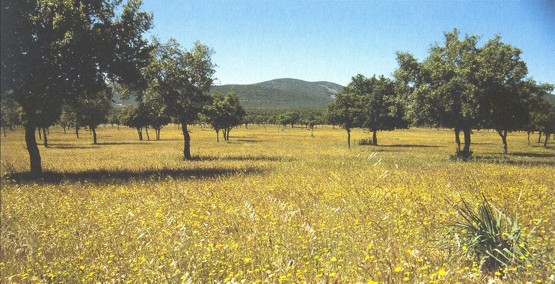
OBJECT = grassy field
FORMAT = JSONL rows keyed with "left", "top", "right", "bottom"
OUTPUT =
{"left": 1, "top": 125, "right": 554, "bottom": 283}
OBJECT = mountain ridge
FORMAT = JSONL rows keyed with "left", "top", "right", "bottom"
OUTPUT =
{"left": 210, "top": 78, "right": 343, "bottom": 110}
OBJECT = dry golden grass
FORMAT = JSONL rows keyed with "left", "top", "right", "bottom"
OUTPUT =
{"left": 1, "top": 125, "right": 554, "bottom": 283}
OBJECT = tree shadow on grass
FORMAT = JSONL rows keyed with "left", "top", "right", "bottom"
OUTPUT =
{"left": 193, "top": 155, "right": 293, "bottom": 162}
{"left": 48, "top": 144, "right": 100, "bottom": 149}
{"left": 96, "top": 141, "right": 152, "bottom": 146}
{"left": 472, "top": 153, "right": 555, "bottom": 167}
{"left": 48, "top": 141, "right": 153, "bottom": 149}
{"left": 234, "top": 139, "right": 262, "bottom": 143}
{"left": 379, "top": 144, "right": 441, "bottom": 148}
{"left": 509, "top": 152, "right": 555, "bottom": 158}
{"left": 4, "top": 167, "right": 263, "bottom": 185}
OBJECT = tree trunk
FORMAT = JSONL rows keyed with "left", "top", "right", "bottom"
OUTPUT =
{"left": 527, "top": 130, "right": 530, "bottom": 146}
{"left": 145, "top": 127, "right": 150, "bottom": 141}
{"left": 496, "top": 129, "right": 508, "bottom": 154}
{"left": 42, "top": 128, "right": 48, "bottom": 147}
{"left": 545, "top": 132, "right": 550, "bottom": 147}
{"left": 461, "top": 127, "right": 472, "bottom": 160}
{"left": 63, "top": 126, "right": 66, "bottom": 134}
{"left": 37, "top": 127, "right": 42, "bottom": 140}
{"left": 538, "top": 132, "right": 542, "bottom": 143}
{"left": 25, "top": 122, "right": 42, "bottom": 175}
{"left": 372, "top": 129, "right": 378, "bottom": 146}
{"left": 454, "top": 127, "right": 461, "bottom": 154}
{"left": 137, "top": 127, "right": 143, "bottom": 141}
{"left": 75, "top": 126, "right": 80, "bottom": 138}
{"left": 3, "top": 126, "right": 6, "bottom": 137}
{"left": 216, "top": 129, "right": 220, "bottom": 142}
{"left": 347, "top": 128, "right": 351, "bottom": 149}
{"left": 226, "top": 128, "right": 231, "bottom": 141}
{"left": 155, "top": 128, "right": 160, "bottom": 140}
{"left": 92, "top": 127, "right": 97, "bottom": 144}
{"left": 311, "top": 127, "right": 314, "bottom": 137}
{"left": 181, "top": 121, "right": 192, "bottom": 160}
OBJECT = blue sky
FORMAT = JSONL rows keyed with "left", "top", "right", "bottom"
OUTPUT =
{"left": 141, "top": 0, "right": 554, "bottom": 86}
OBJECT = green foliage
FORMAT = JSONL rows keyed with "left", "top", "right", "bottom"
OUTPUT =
{"left": 478, "top": 36, "right": 529, "bottom": 132}
{"left": 107, "top": 108, "right": 122, "bottom": 127}
{"left": 145, "top": 39, "right": 215, "bottom": 124}
{"left": 204, "top": 92, "right": 246, "bottom": 141}
{"left": 525, "top": 86, "right": 555, "bottom": 139}
{"left": 328, "top": 74, "right": 408, "bottom": 146}
{"left": 73, "top": 92, "right": 112, "bottom": 130}
{"left": 1, "top": 92, "right": 22, "bottom": 130}
{"left": 119, "top": 105, "right": 150, "bottom": 141}
{"left": 1, "top": 0, "right": 152, "bottom": 173}
{"left": 145, "top": 39, "right": 215, "bottom": 123}
{"left": 450, "top": 194, "right": 537, "bottom": 273}
{"left": 327, "top": 93, "right": 360, "bottom": 130}
{"left": 142, "top": 39, "right": 216, "bottom": 158}
{"left": 395, "top": 29, "right": 554, "bottom": 156}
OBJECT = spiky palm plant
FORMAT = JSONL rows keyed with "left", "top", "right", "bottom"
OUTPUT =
{"left": 451, "top": 194, "right": 536, "bottom": 273}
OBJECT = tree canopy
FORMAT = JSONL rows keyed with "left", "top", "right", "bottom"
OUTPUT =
{"left": 328, "top": 74, "right": 408, "bottom": 147}
{"left": 143, "top": 39, "right": 216, "bottom": 159}
{"left": 1, "top": 0, "right": 152, "bottom": 174}
{"left": 395, "top": 29, "right": 553, "bottom": 157}
{"left": 204, "top": 93, "right": 246, "bottom": 142}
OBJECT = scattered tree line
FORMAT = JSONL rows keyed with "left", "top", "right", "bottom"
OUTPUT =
{"left": 2, "top": 0, "right": 223, "bottom": 173}
{"left": 327, "top": 29, "right": 555, "bottom": 158}
{"left": 1, "top": 0, "right": 553, "bottom": 175}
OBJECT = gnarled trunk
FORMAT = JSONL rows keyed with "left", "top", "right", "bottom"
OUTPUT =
{"left": 92, "top": 127, "right": 97, "bottom": 144}
{"left": 461, "top": 127, "right": 472, "bottom": 160}
{"left": 454, "top": 127, "right": 461, "bottom": 154}
{"left": 346, "top": 128, "right": 351, "bottom": 149}
{"left": 136, "top": 127, "right": 143, "bottom": 141}
{"left": 42, "top": 128, "right": 48, "bottom": 147}
{"left": 25, "top": 122, "right": 42, "bottom": 175}
{"left": 155, "top": 128, "right": 161, "bottom": 140}
{"left": 496, "top": 129, "right": 508, "bottom": 154}
{"left": 225, "top": 127, "right": 231, "bottom": 141}
{"left": 181, "top": 120, "right": 192, "bottom": 160}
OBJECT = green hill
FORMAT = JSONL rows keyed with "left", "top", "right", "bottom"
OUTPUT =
{"left": 210, "top": 78, "right": 343, "bottom": 110}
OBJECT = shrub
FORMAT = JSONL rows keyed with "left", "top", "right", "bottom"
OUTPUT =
{"left": 450, "top": 194, "right": 537, "bottom": 274}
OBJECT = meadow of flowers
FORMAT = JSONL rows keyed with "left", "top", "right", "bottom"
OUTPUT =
{"left": 1, "top": 125, "right": 554, "bottom": 283}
